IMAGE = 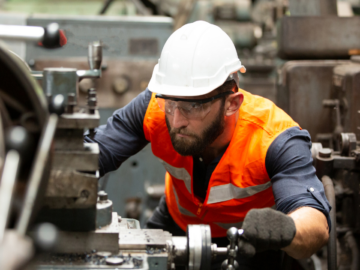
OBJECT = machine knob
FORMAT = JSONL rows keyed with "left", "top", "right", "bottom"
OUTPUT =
{"left": 339, "top": 133, "right": 357, "bottom": 156}
{"left": 5, "top": 126, "right": 34, "bottom": 162}
{"left": 32, "top": 223, "right": 58, "bottom": 252}
{"left": 112, "top": 76, "right": 130, "bottom": 94}
{"left": 79, "top": 78, "right": 94, "bottom": 94}
{"left": 42, "top": 23, "right": 61, "bottom": 49}
{"left": 227, "top": 227, "right": 239, "bottom": 243}
{"left": 48, "top": 94, "right": 65, "bottom": 116}
{"left": 98, "top": 191, "right": 108, "bottom": 201}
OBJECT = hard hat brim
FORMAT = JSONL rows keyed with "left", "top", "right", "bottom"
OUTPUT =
{"left": 148, "top": 64, "right": 244, "bottom": 97}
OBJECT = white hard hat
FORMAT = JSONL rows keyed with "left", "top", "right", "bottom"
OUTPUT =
{"left": 148, "top": 21, "right": 246, "bottom": 97}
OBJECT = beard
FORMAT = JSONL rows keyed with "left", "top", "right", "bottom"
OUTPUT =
{"left": 165, "top": 103, "right": 226, "bottom": 156}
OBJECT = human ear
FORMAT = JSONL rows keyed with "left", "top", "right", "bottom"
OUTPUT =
{"left": 225, "top": 92, "right": 243, "bottom": 116}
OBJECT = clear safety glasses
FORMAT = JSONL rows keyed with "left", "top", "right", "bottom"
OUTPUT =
{"left": 155, "top": 91, "right": 234, "bottom": 120}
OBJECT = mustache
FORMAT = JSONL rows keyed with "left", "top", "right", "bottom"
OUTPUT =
{"left": 165, "top": 115, "right": 200, "bottom": 139}
{"left": 169, "top": 128, "right": 197, "bottom": 137}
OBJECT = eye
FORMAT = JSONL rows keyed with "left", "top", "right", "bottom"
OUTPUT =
{"left": 189, "top": 102, "right": 201, "bottom": 109}
{"left": 165, "top": 100, "right": 176, "bottom": 106}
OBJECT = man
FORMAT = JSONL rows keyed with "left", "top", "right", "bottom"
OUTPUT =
{"left": 85, "top": 21, "right": 330, "bottom": 269}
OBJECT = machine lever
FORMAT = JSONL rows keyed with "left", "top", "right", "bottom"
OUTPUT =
{"left": 221, "top": 227, "right": 239, "bottom": 270}
{"left": 0, "top": 23, "right": 67, "bottom": 49}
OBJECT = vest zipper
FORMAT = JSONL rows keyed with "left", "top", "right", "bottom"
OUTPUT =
{"left": 196, "top": 202, "right": 203, "bottom": 215}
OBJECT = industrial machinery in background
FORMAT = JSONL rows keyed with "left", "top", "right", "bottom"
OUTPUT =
{"left": 0, "top": 12, "right": 172, "bottom": 225}
{"left": 168, "top": 0, "right": 284, "bottom": 103}
{"left": 276, "top": 0, "right": 360, "bottom": 268}
{"left": 0, "top": 0, "right": 285, "bottom": 227}
{"left": 0, "top": 25, "right": 261, "bottom": 270}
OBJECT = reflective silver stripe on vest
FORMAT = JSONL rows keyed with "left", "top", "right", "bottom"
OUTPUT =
{"left": 173, "top": 186, "right": 196, "bottom": 217}
{"left": 207, "top": 182, "right": 272, "bottom": 204}
{"left": 159, "top": 159, "right": 192, "bottom": 194}
{"left": 215, "top": 221, "right": 243, "bottom": 230}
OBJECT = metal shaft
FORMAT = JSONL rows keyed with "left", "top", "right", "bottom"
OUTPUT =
{"left": 16, "top": 114, "right": 58, "bottom": 235}
{"left": 0, "top": 25, "right": 44, "bottom": 42}
{"left": 0, "top": 150, "right": 20, "bottom": 242}
{"left": 322, "top": 175, "right": 337, "bottom": 270}
{"left": 88, "top": 41, "right": 103, "bottom": 70}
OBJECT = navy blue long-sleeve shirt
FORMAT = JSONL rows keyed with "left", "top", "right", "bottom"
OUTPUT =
{"left": 85, "top": 89, "right": 331, "bottom": 228}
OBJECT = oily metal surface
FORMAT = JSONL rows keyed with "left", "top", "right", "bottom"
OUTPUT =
{"left": 37, "top": 253, "right": 137, "bottom": 269}
{"left": 119, "top": 229, "right": 172, "bottom": 249}
{"left": 106, "top": 257, "right": 124, "bottom": 265}
{"left": 44, "top": 170, "right": 98, "bottom": 208}
{"left": 53, "top": 212, "right": 120, "bottom": 253}
{"left": 187, "top": 225, "right": 202, "bottom": 270}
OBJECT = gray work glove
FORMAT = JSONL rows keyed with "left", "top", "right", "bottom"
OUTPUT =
{"left": 238, "top": 208, "right": 296, "bottom": 257}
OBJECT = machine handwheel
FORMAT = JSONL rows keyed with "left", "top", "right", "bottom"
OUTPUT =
{"left": 187, "top": 224, "right": 212, "bottom": 270}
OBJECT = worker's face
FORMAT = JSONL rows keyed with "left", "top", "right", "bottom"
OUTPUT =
{"left": 165, "top": 94, "right": 226, "bottom": 156}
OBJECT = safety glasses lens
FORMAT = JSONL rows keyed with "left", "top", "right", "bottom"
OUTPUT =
{"left": 156, "top": 98, "right": 211, "bottom": 119}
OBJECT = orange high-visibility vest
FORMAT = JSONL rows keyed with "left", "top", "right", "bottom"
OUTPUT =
{"left": 143, "top": 89, "right": 300, "bottom": 237}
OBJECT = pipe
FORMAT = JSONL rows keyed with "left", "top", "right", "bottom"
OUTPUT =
{"left": 344, "top": 232, "right": 359, "bottom": 270}
{"left": 321, "top": 175, "right": 337, "bottom": 270}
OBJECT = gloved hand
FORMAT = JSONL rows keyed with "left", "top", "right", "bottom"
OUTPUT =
{"left": 238, "top": 208, "right": 296, "bottom": 257}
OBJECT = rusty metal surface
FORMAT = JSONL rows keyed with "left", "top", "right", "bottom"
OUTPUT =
{"left": 277, "top": 60, "right": 350, "bottom": 140}
{"left": 54, "top": 129, "right": 84, "bottom": 151}
{"left": 56, "top": 230, "right": 119, "bottom": 253}
{"left": 52, "top": 143, "right": 99, "bottom": 171}
{"left": 278, "top": 17, "right": 360, "bottom": 59}
{"left": 35, "top": 59, "right": 156, "bottom": 108}
{"left": 44, "top": 170, "right": 98, "bottom": 208}
{"left": 119, "top": 229, "right": 172, "bottom": 249}
{"left": 55, "top": 213, "right": 120, "bottom": 253}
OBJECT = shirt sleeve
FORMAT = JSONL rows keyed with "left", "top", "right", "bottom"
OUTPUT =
{"left": 266, "top": 126, "right": 331, "bottom": 229}
{"left": 84, "top": 88, "right": 152, "bottom": 176}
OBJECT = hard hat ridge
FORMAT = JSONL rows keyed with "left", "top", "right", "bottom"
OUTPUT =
{"left": 148, "top": 21, "right": 245, "bottom": 97}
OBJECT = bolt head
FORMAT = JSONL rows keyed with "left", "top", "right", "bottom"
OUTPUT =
{"left": 88, "top": 97, "right": 97, "bottom": 107}
{"left": 98, "top": 190, "right": 108, "bottom": 201}
{"left": 88, "top": 88, "right": 96, "bottom": 94}
{"left": 67, "top": 93, "right": 76, "bottom": 103}
{"left": 89, "top": 91, "right": 97, "bottom": 99}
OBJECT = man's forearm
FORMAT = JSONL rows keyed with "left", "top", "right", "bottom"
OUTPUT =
{"left": 282, "top": 206, "right": 329, "bottom": 259}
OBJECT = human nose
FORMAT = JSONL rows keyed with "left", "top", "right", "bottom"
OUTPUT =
{"left": 172, "top": 107, "right": 189, "bottom": 129}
